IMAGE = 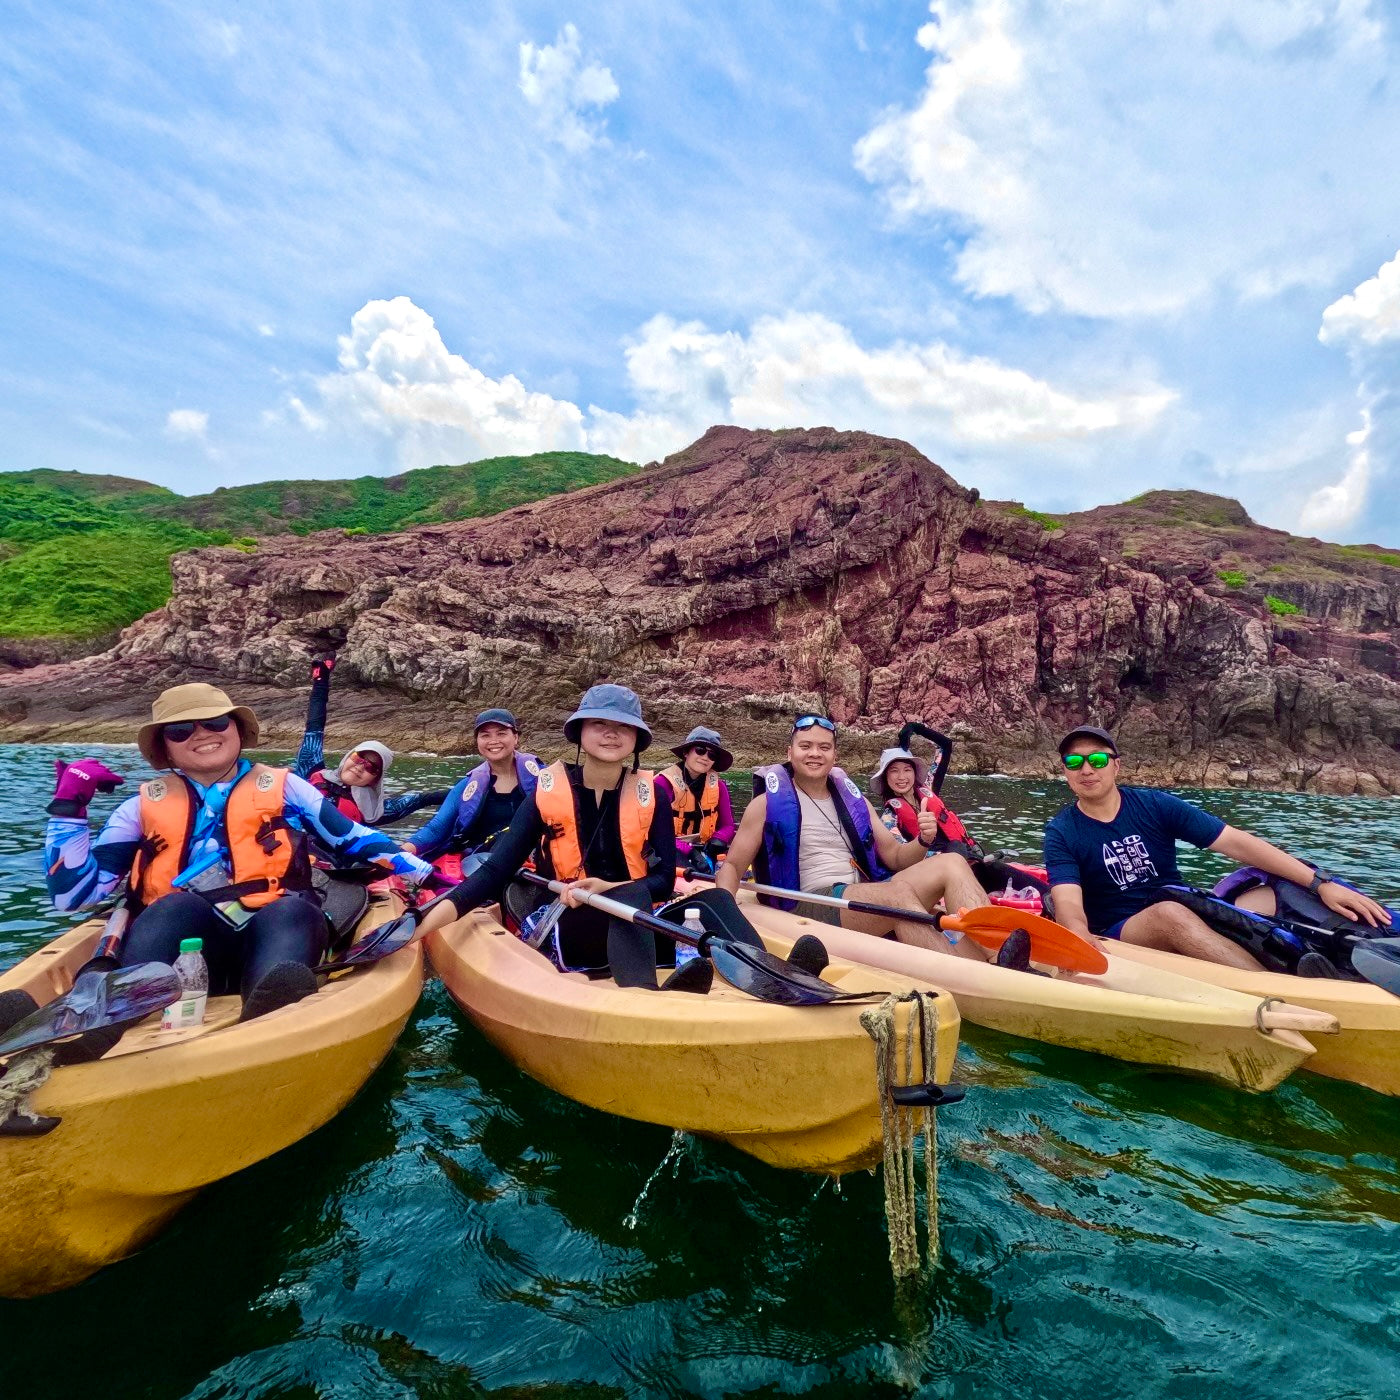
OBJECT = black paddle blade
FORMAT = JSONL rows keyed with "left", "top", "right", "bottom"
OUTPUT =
{"left": 1348, "top": 939, "right": 1400, "bottom": 997}
{"left": 705, "top": 937, "right": 881, "bottom": 1006}
{"left": 0, "top": 962, "right": 180, "bottom": 1060}
{"left": 317, "top": 911, "right": 421, "bottom": 973}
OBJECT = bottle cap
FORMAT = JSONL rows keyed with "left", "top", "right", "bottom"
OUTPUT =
{"left": 179, "top": 937, "right": 204, "bottom": 954}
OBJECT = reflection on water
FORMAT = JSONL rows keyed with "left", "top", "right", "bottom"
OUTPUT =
{"left": 1, "top": 743, "right": 1399, "bottom": 1398}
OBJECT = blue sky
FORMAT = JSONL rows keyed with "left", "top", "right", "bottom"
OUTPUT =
{"left": 5, "top": 1, "right": 1400, "bottom": 544}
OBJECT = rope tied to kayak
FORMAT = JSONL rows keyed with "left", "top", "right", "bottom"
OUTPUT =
{"left": 0, "top": 1047, "right": 55, "bottom": 1133}
{"left": 861, "top": 990, "right": 941, "bottom": 1280}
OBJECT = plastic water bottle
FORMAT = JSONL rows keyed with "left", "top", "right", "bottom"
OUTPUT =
{"left": 161, "top": 937, "right": 209, "bottom": 1030}
{"left": 676, "top": 907, "right": 705, "bottom": 965}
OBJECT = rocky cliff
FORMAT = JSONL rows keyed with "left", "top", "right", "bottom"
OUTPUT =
{"left": 2, "top": 426, "right": 1398, "bottom": 793}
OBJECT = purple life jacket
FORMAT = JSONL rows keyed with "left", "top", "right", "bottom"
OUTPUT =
{"left": 452, "top": 753, "right": 541, "bottom": 847}
{"left": 753, "top": 762, "right": 890, "bottom": 910}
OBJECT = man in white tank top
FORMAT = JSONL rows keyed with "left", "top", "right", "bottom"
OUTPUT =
{"left": 719, "top": 715, "right": 997, "bottom": 961}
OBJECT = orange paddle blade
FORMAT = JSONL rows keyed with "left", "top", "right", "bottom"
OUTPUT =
{"left": 942, "top": 905, "right": 1109, "bottom": 974}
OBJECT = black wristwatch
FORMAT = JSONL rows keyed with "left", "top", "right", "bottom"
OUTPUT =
{"left": 1307, "top": 869, "right": 1336, "bottom": 896}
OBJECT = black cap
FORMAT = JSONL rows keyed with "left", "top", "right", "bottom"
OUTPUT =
{"left": 474, "top": 708, "right": 518, "bottom": 732}
{"left": 1057, "top": 725, "right": 1118, "bottom": 757}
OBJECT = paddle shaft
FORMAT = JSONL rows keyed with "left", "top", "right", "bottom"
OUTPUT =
{"left": 734, "top": 878, "right": 952, "bottom": 931}
{"left": 520, "top": 872, "right": 701, "bottom": 947}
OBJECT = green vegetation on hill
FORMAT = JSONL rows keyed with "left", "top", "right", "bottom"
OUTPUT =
{"left": 0, "top": 451, "right": 638, "bottom": 643}
{"left": 142, "top": 451, "right": 639, "bottom": 536}
{"left": 0, "top": 480, "right": 221, "bottom": 638}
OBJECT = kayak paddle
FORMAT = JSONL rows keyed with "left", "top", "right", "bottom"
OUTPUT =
{"left": 519, "top": 873, "right": 878, "bottom": 1006}
{"left": 316, "top": 909, "right": 422, "bottom": 973}
{"left": 0, "top": 962, "right": 181, "bottom": 1062}
{"left": 727, "top": 878, "right": 1109, "bottom": 974}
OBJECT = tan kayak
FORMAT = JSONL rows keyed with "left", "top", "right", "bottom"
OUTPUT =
{"left": 1110, "top": 941, "right": 1400, "bottom": 1097}
{"left": 740, "top": 897, "right": 1334, "bottom": 1092}
{"left": 0, "top": 893, "right": 423, "bottom": 1298}
{"left": 427, "top": 906, "right": 960, "bottom": 1174}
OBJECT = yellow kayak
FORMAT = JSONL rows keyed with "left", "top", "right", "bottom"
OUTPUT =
{"left": 1110, "top": 941, "right": 1400, "bottom": 1097}
{"left": 741, "top": 898, "right": 1332, "bottom": 1092}
{"left": 0, "top": 893, "right": 423, "bottom": 1298}
{"left": 427, "top": 907, "right": 960, "bottom": 1174}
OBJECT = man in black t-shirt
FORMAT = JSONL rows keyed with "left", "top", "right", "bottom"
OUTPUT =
{"left": 1044, "top": 726, "right": 1388, "bottom": 968}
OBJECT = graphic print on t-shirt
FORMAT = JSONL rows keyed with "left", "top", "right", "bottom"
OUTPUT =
{"left": 1101, "top": 835, "right": 1159, "bottom": 890}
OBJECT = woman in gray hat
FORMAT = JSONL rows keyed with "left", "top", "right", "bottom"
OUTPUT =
{"left": 403, "top": 708, "right": 543, "bottom": 876}
{"left": 655, "top": 726, "right": 738, "bottom": 870}
{"left": 418, "top": 685, "right": 704, "bottom": 989}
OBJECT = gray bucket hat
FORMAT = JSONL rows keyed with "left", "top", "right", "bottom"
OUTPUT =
{"left": 869, "top": 746, "right": 928, "bottom": 801}
{"left": 670, "top": 725, "right": 734, "bottom": 772}
{"left": 563, "top": 683, "right": 652, "bottom": 752}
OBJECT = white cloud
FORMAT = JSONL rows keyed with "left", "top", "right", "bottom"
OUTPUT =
{"left": 1320, "top": 250, "right": 1400, "bottom": 348}
{"left": 257, "top": 323, "right": 275, "bottom": 338}
{"left": 1300, "top": 411, "right": 1372, "bottom": 534}
{"left": 518, "top": 23, "right": 619, "bottom": 153}
{"left": 856, "top": 0, "right": 1399, "bottom": 318}
{"left": 297, "top": 294, "right": 1173, "bottom": 471}
{"left": 1315, "top": 249, "right": 1400, "bottom": 535}
{"left": 165, "top": 408, "right": 208, "bottom": 439}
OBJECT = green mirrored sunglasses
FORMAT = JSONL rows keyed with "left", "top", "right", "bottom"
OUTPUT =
{"left": 1062, "top": 751, "right": 1114, "bottom": 771}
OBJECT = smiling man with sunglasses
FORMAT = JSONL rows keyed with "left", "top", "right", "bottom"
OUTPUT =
{"left": 44, "top": 682, "right": 437, "bottom": 1023}
{"left": 1043, "top": 725, "right": 1389, "bottom": 968}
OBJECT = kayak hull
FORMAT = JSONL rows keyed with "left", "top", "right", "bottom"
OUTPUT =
{"left": 428, "top": 908, "right": 960, "bottom": 1174}
{"left": 1109, "top": 941, "right": 1400, "bottom": 1097}
{"left": 741, "top": 900, "right": 1316, "bottom": 1092}
{"left": 0, "top": 895, "right": 423, "bottom": 1298}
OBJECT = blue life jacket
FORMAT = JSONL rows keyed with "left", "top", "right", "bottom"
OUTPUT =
{"left": 452, "top": 753, "right": 542, "bottom": 848}
{"left": 753, "top": 762, "right": 890, "bottom": 910}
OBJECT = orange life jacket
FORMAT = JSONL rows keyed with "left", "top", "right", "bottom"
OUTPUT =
{"left": 659, "top": 764, "right": 721, "bottom": 843}
{"left": 534, "top": 760, "right": 654, "bottom": 881}
{"left": 132, "top": 765, "right": 311, "bottom": 909}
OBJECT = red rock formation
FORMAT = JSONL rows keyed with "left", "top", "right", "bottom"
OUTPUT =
{"left": 2, "top": 427, "right": 1397, "bottom": 793}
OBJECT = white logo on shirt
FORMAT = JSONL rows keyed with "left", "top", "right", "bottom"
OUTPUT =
{"left": 1101, "top": 835, "right": 1158, "bottom": 889}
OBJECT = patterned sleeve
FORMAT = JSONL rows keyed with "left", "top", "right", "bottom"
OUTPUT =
{"left": 44, "top": 795, "right": 144, "bottom": 911}
{"left": 282, "top": 773, "right": 434, "bottom": 881}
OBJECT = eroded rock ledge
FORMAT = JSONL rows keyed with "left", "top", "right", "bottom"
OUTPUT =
{"left": 1, "top": 426, "right": 1397, "bottom": 794}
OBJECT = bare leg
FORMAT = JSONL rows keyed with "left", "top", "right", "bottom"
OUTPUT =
{"left": 1117, "top": 901, "right": 1265, "bottom": 971}
{"left": 1234, "top": 886, "right": 1278, "bottom": 917}
{"left": 841, "top": 854, "right": 992, "bottom": 960}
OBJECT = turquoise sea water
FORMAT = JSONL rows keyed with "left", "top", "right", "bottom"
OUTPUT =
{"left": 1, "top": 743, "right": 1399, "bottom": 1400}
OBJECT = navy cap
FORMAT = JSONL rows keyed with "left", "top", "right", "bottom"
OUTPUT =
{"left": 1057, "top": 725, "right": 1118, "bottom": 757}
{"left": 474, "top": 708, "right": 518, "bottom": 732}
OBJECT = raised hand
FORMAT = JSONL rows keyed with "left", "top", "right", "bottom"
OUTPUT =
{"left": 47, "top": 758, "right": 127, "bottom": 818}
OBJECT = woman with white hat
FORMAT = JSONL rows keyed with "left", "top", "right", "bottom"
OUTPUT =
{"left": 869, "top": 747, "right": 930, "bottom": 843}
{"left": 655, "top": 725, "right": 737, "bottom": 868}
{"left": 294, "top": 656, "right": 446, "bottom": 825}
{"left": 417, "top": 684, "right": 708, "bottom": 990}
{"left": 43, "top": 682, "right": 436, "bottom": 1021}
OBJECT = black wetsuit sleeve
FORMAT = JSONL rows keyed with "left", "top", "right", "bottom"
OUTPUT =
{"left": 443, "top": 792, "right": 546, "bottom": 916}
{"left": 926, "top": 729, "right": 953, "bottom": 794}
{"left": 380, "top": 789, "right": 451, "bottom": 822}
{"left": 646, "top": 785, "right": 678, "bottom": 903}
{"left": 294, "top": 671, "right": 331, "bottom": 780}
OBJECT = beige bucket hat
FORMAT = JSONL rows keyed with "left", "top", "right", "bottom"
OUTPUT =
{"left": 137, "top": 683, "right": 260, "bottom": 769}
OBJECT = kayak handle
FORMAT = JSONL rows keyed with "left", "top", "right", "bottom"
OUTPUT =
{"left": 888, "top": 1082, "right": 966, "bottom": 1108}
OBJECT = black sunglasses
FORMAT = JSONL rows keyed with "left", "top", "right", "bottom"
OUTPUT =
{"left": 687, "top": 744, "right": 716, "bottom": 758}
{"left": 792, "top": 715, "right": 836, "bottom": 734}
{"left": 163, "top": 714, "right": 235, "bottom": 745}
